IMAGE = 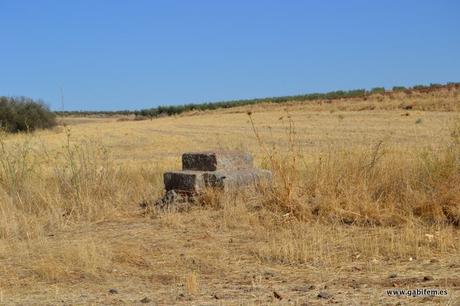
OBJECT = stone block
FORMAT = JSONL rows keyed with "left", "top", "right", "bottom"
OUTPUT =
{"left": 164, "top": 171, "right": 206, "bottom": 193}
{"left": 182, "top": 151, "right": 253, "bottom": 171}
{"left": 203, "top": 169, "right": 272, "bottom": 191}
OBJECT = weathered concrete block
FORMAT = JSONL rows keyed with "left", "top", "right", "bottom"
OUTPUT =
{"left": 204, "top": 169, "right": 272, "bottom": 191}
{"left": 182, "top": 151, "right": 253, "bottom": 171}
{"left": 164, "top": 171, "right": 206, "bottom": 193}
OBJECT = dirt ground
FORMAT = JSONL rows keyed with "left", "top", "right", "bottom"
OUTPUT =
{"left": 1, "top": 209, "right": 458, "bottom": 305}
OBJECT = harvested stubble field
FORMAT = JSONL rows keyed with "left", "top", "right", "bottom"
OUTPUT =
{"left": 0, "top": 88, "right": 459, "bottom": 305}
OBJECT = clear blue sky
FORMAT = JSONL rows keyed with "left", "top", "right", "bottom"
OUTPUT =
{"left": 1, "top": 1, "right": 459, "bottom": 111}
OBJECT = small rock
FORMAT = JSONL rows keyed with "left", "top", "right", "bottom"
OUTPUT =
{"left": 423, "top": 275, "right": 434, "bottom": 281}
{"left": 402, "top": 104, "right": 413, "bottom": 110}
{"left": 388, "top": 273, "right": 397, "bottom": 278}
{"left": 212, "top": 293, "right": 220, "bottom": 300}
{"left": 140, "top": 297, "right": 151, "bottom": 303}
{"left": 108, "top": 288, "right": 118, "bottom": 294}
{"left": 293, "top": 286, "right": 313, "bottom": 292}
{"left": 430, "top": 259, "right": 439, "bottom": 263}
{"left": 177, "top": 293, "right": 185, "bottom": 300}
{"left": 350, "top": 281, "right": 360, "bottom": 289}
{"left": 317, "top": 291, "right": 332, "bottom": 299}
{"left": 273, "top": 291, "right": 282, "bottom": 300}
{"left": 263, "top": 271, "right": 275, "bottom": 279}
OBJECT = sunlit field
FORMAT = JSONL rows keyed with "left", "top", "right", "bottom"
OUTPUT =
{"left": 0, "top": 88, "right": 459, "bottom": 304}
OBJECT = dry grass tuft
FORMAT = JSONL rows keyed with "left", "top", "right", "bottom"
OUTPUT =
{"left": 185, "top": 271, "right": 199, "bottom": 295}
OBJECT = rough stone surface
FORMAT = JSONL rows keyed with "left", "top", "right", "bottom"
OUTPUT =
{"left": 164, "top": 171, "right": 206, "bottom": 193}
{"left": 182, "top": 151, "right": 253, "bottom": 171}
{"left": 203, "top": 169, "right": 272, "bottom": 191}
{"left": 163, "top": 169, "right": 271, "bottom": 193}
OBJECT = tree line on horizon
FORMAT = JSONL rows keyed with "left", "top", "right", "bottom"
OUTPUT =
{"left": 133, "top": 82, "right": 460, "bottom": 118}
{"left": 55, "top": 82, "right": 460, "bottom": 118}
{"left": 2, "top": 82, "right": 459, "bottom": 130}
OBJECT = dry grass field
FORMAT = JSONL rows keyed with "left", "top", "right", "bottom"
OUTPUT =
{"left": 0, "top": 88, "right": 459, "bottom": 305}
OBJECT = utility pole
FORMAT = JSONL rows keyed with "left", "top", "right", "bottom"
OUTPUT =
{"left": 60, "top": 86, "right": 65, "bottom": 112}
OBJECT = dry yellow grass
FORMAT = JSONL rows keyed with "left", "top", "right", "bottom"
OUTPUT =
{"left": 0, "top": 89, "right": 459, "bottom": 304}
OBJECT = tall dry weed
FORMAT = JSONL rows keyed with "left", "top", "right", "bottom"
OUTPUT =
{"left": 0, "top": 127, "right": 162, "bottom": 239}
{"left": 53, "top": 128, "right": 119, "bottom": 220}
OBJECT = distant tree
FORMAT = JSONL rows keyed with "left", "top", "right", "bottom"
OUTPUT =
{"left": 392, "top": 86, "right": 407, "bottom": 92}
{"left": 370, "top": 87, "right": 385, "bottom": 94}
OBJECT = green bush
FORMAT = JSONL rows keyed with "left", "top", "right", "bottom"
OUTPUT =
{"left": 392, "top": 86, "right": 407, "bottom": 92}
{"left": 413, "top": 85, "right": 428, "bottom": 90}
{"left": 370, "top": 87, "right": 385, "bottom": 94}
{"left": 0, "top": 96, "right": 56, "bottom": 132}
